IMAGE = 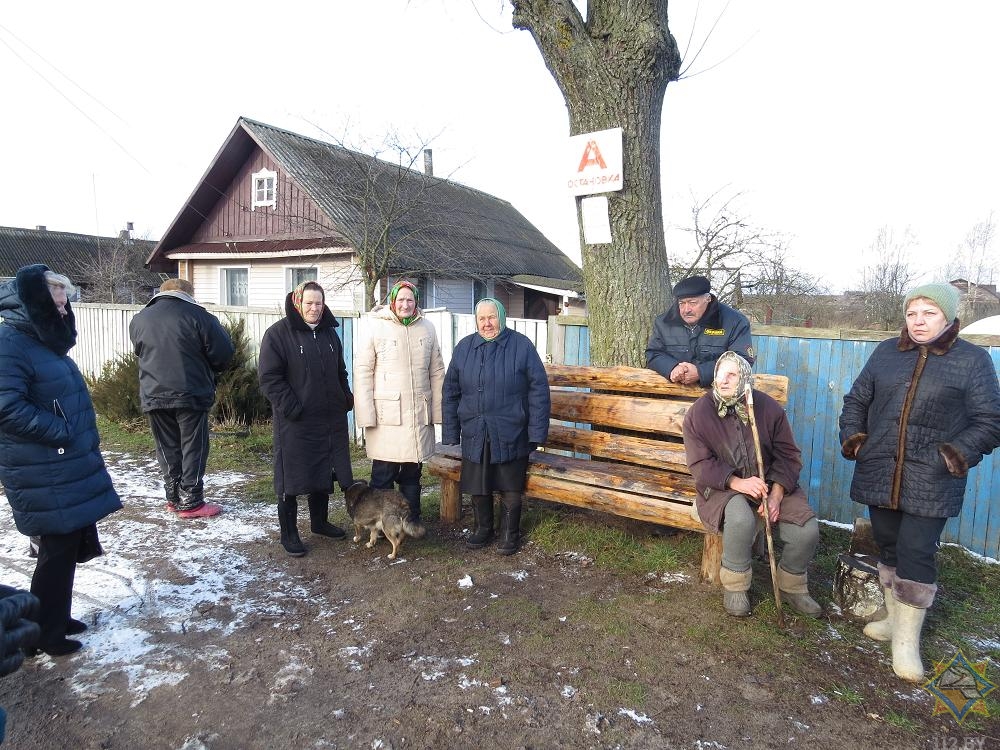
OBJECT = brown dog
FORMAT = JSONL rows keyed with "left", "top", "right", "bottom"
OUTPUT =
{"left": 344, "top": 480, "right": 426, "bottom": 559}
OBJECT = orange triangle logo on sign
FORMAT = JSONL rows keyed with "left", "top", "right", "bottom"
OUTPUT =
{"left": 577, "top": 140, "right": 608, "bottom": 172}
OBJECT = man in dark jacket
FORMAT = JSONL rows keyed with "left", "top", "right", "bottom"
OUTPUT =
{"left": 646, "top": 275, "right": 755, "bottom": 387}
{"left": 129, "top": 279, "right": 234, "bottom": 518}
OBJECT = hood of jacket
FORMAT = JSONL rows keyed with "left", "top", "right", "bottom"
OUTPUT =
{"left": 144, "top": 289, "right": 201, "bottom": 308}
{"left": 283, "top": 291, "right": 340, "bottom": 332}
{"left": 0, "top": 264, "right": 77, "bottom": 355}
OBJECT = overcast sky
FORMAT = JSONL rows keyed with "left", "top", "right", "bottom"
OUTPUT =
{"left": 2, "top": 1, "right": 997, "bottom": 293}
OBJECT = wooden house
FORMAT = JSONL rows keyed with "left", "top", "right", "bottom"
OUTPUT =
{"left": 145, "top": 118, "right": 582, "bottom": 317}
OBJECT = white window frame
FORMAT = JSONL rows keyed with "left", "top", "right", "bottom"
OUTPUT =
{"left": 285, "top": 265, "right": 318, "bottom": 293}
{"left": 220, "top": 266, "right": 250, "bottom": 306}
{"left": 251, "top": 168, "right": 277, "bottom": 211}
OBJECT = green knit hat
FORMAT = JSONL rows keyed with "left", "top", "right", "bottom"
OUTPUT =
{"left": 903, "top": 282, "right": 959, "bottom": 321}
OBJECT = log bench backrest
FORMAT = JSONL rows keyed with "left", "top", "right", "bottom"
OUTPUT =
{"left": 543, "top": 365, "right": 789, "bottom": 473}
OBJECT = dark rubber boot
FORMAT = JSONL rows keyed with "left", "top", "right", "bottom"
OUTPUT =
{"left": 307, "top": 493, "right": 345, "bottom": 539}
{"left": 400, "top": 485, "right": 422, "bottom": 523}
{"left": 277, "top": 497, "right": 306, "bottom": 557}
{"left": 496, "top": 493, "right": 522, "bottom": 556}
{"left": 466, "top": 495, "right": 494, "bottom": 549}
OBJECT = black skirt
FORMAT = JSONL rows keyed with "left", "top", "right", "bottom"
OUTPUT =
{"left": 459, "top": 439, "right": 528, "bottom": 495}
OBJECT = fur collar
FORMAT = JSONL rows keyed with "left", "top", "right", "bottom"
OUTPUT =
{"left": 283, "top": 291, "right": 339, "bottom": 332}
{"left": 896, "top": 319, "right": 960, "bottom": 355}
{"left": 12, "top": 264, "right": 77, "bottom": 355}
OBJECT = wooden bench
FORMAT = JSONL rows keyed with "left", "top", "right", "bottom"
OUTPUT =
{"left": 428, "top": 364, "right": 789, "bottom": 584}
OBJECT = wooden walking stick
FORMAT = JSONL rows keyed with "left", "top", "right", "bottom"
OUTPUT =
{"left": 745, "top": 384, "right": 785, "bottom": 627}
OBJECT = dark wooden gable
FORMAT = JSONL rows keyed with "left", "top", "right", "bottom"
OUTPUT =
{"left": 190, "top": 146, "right": 334, "bottom": 243}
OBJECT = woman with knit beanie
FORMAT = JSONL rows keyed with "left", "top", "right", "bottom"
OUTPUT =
{"left": 442, "top": 298, "right": 550, "bottom": 554}
{"left": 354, "top": 280, "right": 445, "bottom": 524}
{"left": 839, "top": 282, "right": 1000, "bottom": 681}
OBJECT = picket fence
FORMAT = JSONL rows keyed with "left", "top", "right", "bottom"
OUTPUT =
{"left": 67, "top": 304, "right": 1000, "bottom": 559}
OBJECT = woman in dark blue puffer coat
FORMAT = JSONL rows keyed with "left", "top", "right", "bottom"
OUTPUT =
{"left": 0, "top": 265, "right": 121, "bottom": 656}
{"left": 839, "top": 282, "right": 1000, "bottom": 683}
{"left": 443, "top": 298, "right": 550, "bottom": 555}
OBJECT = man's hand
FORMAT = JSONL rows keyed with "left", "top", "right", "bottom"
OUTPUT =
{"left": 728, "top": 475, "right": 767, "bottom": 500}
{"left": 669, "top": 362, "right": 700, "bottom": 385}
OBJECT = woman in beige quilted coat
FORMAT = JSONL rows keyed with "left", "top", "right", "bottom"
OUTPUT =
{"left": 354, "top": 281, "right": 445, "bottom": 521}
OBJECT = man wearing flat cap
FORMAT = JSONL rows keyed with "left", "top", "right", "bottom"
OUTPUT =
{"left": 645, "top": 275, "right": 755, "bottom": 387}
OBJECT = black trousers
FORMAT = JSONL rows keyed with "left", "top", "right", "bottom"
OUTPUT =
{"left": 30, "top": 528, "right": 83, "bottom": 646}
{"left": 369, "top": 460, "right": 422, "bottom": 490}
{"left": 148, "top": 408, "right": 211, "bottom": 496}
{"left": 869, "top": 506, "right": 948, "bottom": 584}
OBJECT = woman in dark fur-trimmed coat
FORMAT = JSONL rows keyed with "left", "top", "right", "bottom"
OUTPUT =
{"left": 0, "top": 265, "right": 121, "bottom": 657}
{"left": 839, "top": 282, "right": 1000, "bottom": 683}
{"left": 258, "top": 281, "right": 354, "bottom": 557}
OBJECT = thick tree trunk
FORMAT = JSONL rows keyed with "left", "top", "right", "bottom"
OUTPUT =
{"left": 513, "top": 0, "right": 680, "bottom": 366}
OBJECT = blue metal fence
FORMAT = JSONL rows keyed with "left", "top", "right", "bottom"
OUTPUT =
{"left": 552, "top": 321, "right": 1000, "bottom": 560}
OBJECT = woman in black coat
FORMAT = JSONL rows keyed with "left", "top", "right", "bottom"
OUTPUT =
{"left": 259, "top": 282, "right": 354, "bottom": 556}
{"left": 839, "top": 282, "right": 1000, "bottom": 682}
{"left": 442, "top": 298, "right": 550, "bottom": 555}
{"left": 0, "top": 266, "right": 121, "bottom": 656}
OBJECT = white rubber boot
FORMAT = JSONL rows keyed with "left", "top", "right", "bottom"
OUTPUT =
{"left": 863, "top": 587, "right": 896, "bottom": 642}
{"left": 891, "top": 601, "right": 927, "bottom": 682}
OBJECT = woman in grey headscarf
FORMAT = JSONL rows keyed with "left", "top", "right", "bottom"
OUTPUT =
{"left": 442, "top": 299, "right": 550, "bottom": 555}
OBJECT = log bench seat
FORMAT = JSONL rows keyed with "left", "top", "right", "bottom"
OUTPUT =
{"left": 427, "top": 364, "right": 790, "bottom": 584}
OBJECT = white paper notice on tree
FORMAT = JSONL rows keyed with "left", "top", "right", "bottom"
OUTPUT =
{"left": 581, "top": 196, "right": 613, "bottom": 245}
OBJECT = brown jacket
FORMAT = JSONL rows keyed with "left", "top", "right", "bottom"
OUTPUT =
{"left": 354, "top": 305, "right": 445, "bottom": 463}
{"left": 682, "top": 390, "right": 815, "bottom": 534}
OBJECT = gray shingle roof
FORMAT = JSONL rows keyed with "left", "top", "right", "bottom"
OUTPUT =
{"left": 151, "top": 118, "right": 582, "bottom": 289}
{"left": 0, "top": 226, "right": 160, "bottom": 286}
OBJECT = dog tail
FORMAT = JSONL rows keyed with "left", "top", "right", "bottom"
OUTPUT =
{"left": 403, "top": 518, "right": 427, "bottom": 539}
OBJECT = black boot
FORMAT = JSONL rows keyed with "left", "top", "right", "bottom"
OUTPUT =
{"left": 496, "top": 493, "right": 522, "bottom": 556}
{"left": 307, "top": 493, "right": 345, "bottom": 539}
{"left": 400, "top": 485, "right": 422, "bottom": 523}
{"left": 466, "top": 494, "right": 494, "bottom": 549}
{"left": 277, "top": 497, "right": 306, "bottom": 556}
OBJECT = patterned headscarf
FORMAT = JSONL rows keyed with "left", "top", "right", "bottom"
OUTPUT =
{"left": 292, "top": 281, "right": 324, "bottom": 320}
{"left": 712, "top": 351, "right": 754, "bottom": 424}
{"left": 475, "top": 297, "right": 507, "bottom": 342}
{"left": 389, "top": 280, "right": 419, "bottom": 326}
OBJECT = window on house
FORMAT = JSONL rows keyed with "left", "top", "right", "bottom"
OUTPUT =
{"left": 251, "top": 169, "right": 277, "bottom": 211}
{"left": 286, "top": 266, "right": 317, "bottom": 292}
{"left": 473, "top": 279, "right": 488, "bottom": 306}
{"left": 222, "top": 268, "right": 249, "bottom": 306}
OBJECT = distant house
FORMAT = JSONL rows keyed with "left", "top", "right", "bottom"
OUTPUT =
{"left": 949, "top": 278, "right": 1000, "bottom": 323}
{"left": 145, "top": 117, "right": 583, "bottom": 318}
{"left": 0, "top": 225, "right": 165, "bottom": 303}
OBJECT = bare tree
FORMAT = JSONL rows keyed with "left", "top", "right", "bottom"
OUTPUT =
{"left": 743, "top": 245, "right": 826, "bottom": 326}
{"left": 512, "top": 0, "right": 682, "bottom": 366}
{"left": 277, "top": 127, "right": 454, "bottom": 311}
{"left": 670, "top": 190, "right": 823, "bottom": 325}
{"left": 68, "top": 231, "right": 154, "bottom": 304}
{"left": 859, "top": 227, "right": 919, "bottom": 330}
{"left": 939, "top": 214, "right": 997, "bottom": 322}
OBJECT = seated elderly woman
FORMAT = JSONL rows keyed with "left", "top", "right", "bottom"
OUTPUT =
{"left": 442, "top": 298, "right": 550, "bottom": 555}
{"left": 683, "top": 351, "right": 821, "bottom": 618}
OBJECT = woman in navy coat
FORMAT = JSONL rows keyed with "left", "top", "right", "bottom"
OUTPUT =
{"left": 442, "top": 298, "right": 550, "bottom": 555}
{"left": 0, "top": 265, "right": 121, "bottom": 656}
